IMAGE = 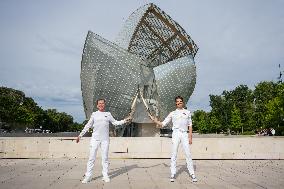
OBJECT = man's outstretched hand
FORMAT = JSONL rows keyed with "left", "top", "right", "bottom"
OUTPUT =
{"left": 76, "top": 136, "right": 80, "bottom": 143}
{"left": 149, "top": 115, "right": 162, "bottom": 128}
{"left": 155, "top": 124, "right": 162, "bottom": 129}
{"left": 124, "top": 116, "right": 133, "bottom": 123}
{"left": 149, "top": 115, "right": 155, "bottom": 122}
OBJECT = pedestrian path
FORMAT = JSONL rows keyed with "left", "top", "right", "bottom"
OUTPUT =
{"left": 0, "top": 159, "right": 283, "bottom": 189}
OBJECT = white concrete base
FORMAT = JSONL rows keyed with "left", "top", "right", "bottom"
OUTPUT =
{"left": 136, "top": 123, "right": 160, "bottom": 137}
{"left": 0, "top": 137, "right": 283, "bottom": 159}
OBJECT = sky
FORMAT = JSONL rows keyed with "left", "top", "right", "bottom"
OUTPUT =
{"left": 0, "top": 0, "right": 283, "bottom": 123}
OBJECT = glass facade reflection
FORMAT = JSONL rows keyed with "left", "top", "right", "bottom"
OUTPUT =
{"left": 81, "top": 3, "right": 198, "bottom": 134}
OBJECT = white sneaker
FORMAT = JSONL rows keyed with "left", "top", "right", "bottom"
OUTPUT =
{"left": 102, "top": 176, "right": 110, "bottom": 183}
{"left": 81, "top": 177, "right": 92, "bottom": 183}
{"left": 191, "top": 174, "right": 197, "bottom": 182}
{"left": 170, "top": 175, "right": 175, "bottom": 182}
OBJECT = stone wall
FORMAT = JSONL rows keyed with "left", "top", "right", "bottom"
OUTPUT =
{"left": 0, "top": 137, "right": 283, "bottom": 159}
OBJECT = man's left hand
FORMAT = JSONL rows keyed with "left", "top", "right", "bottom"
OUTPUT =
{"left": 124, "top": 116, "right": 133, "bottom": 123}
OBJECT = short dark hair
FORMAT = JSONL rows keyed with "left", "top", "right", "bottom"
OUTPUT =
{"left": 96, "top": 98, "right": 106, "bottom": 105}
{"left": 175, "top": 96, "right": 184, "bottom": 102}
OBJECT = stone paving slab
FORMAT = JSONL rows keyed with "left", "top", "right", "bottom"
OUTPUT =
{"left": 0, "top": 158, "right": 283, "bottom": 189}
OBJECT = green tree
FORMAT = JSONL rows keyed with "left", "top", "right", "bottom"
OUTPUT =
{"left": 192, "top": 110, "right": 209, "bottom": 133}
{"left": 44, "top": 109, "right": 74, "bottom": 132}
{"left": 209, "top": 114, "right": 222, "bottom": 134}
{"left": 229, "top": 85, "right": 254, "bottom": 132}
{"left": 230, "top": 105, "right": 242, "bottom": 134}
{"left": 68, "top": 122, "right": 84, "bottom": 132}
{"left": 14, "top": 97, "right": 42, "bottom": 128}
{"left": 0, "top": 87, "right": 25, "bottom": 123}
{"left": 265, "top": 82, "right": 284, "bottom": 128}
{"left": 210, "top": 94, "right": 231, "bottom": 133}
{"left": 58, "top": 112, "right": 73, "bottom": 132}
{"left": 253, "top": 81, "right": 277, "bottom": 129}
{"left": 265, "top": 97, "right": 283, "bottom": 126}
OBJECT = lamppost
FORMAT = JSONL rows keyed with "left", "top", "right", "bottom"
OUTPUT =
{"left": 278, "top": 64, "right": 283, "bottom": 83}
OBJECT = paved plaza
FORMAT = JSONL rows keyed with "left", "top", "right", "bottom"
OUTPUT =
{"left": 0, "top": 158, "right": 283, "bottom": 189}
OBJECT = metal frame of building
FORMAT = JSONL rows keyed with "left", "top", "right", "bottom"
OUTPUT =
{"left": 80, "top": 3, "right": 198, "bottom": 136}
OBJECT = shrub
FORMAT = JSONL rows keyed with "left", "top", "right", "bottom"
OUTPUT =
{"left": 275, "top": 126, "right": 284, "bottom": 136}
{"left": 242, "top": 131, "right": 256, "bottom": 135}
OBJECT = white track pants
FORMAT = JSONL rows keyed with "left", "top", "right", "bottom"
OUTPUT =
{"left": 85, "top": 139, "right": 109, "bottom": 178}
{"left": 171, "top": 130, "right": 195, "bottom": 176}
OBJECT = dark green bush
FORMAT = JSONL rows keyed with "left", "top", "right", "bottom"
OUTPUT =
{"left": 242, "top": 131, "right": 255, "bottom": 135}
{"left": 275, "top": 126, "right": 284, "bottom": 136}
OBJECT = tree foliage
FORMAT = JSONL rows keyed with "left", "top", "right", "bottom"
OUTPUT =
{"left": 230, "top": 105, "right": 242, "bottom": 133}
{"left": 192, "top": 81, "right": 284, "bottom": 135}
{"left": 192, "top": 110, "right": 209, "bottom": 133}
{"left": 0, "top": 86, "right": 83, "bottom": 132}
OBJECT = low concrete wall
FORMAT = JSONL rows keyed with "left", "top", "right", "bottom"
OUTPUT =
{"left": 0, "top": 137, "right": 283, "bottom": 159}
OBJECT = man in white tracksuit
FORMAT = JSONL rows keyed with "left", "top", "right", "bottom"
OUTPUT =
{"left": 76, "top": 99, "right": 130, "bottom": 183}
{"left": 151, "top": 96, "right": 197, "bottom": 182}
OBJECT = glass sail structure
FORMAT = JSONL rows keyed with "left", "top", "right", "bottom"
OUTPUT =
{"left": 81, "top": 3, "right": 198, "bottom": 134}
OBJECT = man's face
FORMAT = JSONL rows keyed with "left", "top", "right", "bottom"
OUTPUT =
{"left": 175, "top": 98, "right": 183, "bottom": 109}
{"left": 97, "top": 100, "right": 105, "bottom": 111}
